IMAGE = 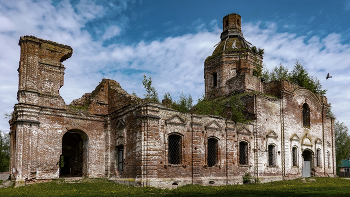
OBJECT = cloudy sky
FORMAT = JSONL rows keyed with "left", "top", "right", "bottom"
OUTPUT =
{"left": 1, "top": 0, "right": 350, "bottom": 133}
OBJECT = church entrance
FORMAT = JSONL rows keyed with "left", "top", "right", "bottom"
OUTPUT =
{"left": 60, "top": 130, "right": 88, "bottom": 177}
{"left": 302, "top": 149, "right": 313, "bottom": 177}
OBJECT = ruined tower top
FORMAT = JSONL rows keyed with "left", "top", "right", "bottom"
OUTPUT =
{"left": 17, "top": 35, "right": 73, "bottom": 108}
{"left": 221, "top": 13, "right": 243, "bottom": 40}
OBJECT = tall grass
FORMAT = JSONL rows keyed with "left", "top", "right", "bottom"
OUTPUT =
{"left": 0, "top": 177, "right": 350, "bottom": 196}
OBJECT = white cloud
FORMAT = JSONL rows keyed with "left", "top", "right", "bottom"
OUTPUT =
{"left": 101, "top": 25, "right": 122, "bottom": 40}
{"left": 1, "top": 0, "right": 350, "bottom": 133}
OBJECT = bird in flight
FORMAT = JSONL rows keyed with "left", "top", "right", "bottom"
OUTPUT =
{"left": 326, "top": 73, "right": 332, "bottom": 79}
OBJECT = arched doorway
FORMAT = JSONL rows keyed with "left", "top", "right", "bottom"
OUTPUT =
{"left": 302, "top": 149, "right": 313, "bottom": 177}
{"left": 60, "top": 130, "right": 88, "bottom": 177}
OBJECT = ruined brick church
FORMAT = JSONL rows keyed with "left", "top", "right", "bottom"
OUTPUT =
{"left": 9, "top": 13, "right": 335, "bottom": 188}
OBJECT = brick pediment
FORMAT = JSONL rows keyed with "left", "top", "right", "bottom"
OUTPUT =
{"left": 302, "top": 134, "right": 312, "bottom": 146}
{"left": 290, "top": 133, "right": 300, "bottom": 142}
{"left": 237, "top": 126, "right": 251, "bottom": 136}
{"left": 115, "top": 119, "right": 125, "bottom": 129}
{"left": 166, "top": 115, "right": 186, "bottom": 126}
{"left": 266, "top": 130, "right": 278, "bottom": 139}
{"left": 315, "top": 138, "right": 322, "bottom": 144}
{"left": 205, "top": 120, "right": 222, "bottom": 131}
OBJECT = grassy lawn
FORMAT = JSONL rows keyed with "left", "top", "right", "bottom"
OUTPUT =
{"left": 0, "top": 177, "right": 350, "bottom": 197}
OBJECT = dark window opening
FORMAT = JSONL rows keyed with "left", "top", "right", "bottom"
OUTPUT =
{"left": 207, "top": 138, "right": 218, "bottom": 167}
{"left": 327, "top": 151, "right": 330, "bottom": 168}
{"left": 268, "top": 145, "right": 276, "bottom": 166}
{"left": 316, "top": 149, "right": 321, "bottom": 167}
{"left": 239, "top": 141, "right": 248, "bottom": 165}
{"left": 303, "top": 103, "right": 310, "bottom": 127}
{"left": 168, "top": 134, "right": 182, "bottom": 164}
{"left": 225, "top": 20, "right": 228, "bottom": 28}
{"left": 237, "top": 19, "right": 240, "bottom": 26}
{"left": 292, "top": 147, "right": 298, "bottom": 166}
{"left": 117, "top": 146, "right": 124, "bottom": 173}
{"left": 213, "top": 72, "right": 217, "bottom": 87}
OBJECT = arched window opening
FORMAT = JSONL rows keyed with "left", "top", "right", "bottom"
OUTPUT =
{"left": 327, "top": 151, "right": 331, "bottom": 168}
{"left": 303, "top": 103, "right": 310, "bottom": 128}
{"left": 207, "top": 138, "right": 218, "bottom": 167}
{"left": 268, "top": 144, "right": 276, "bottom": 166}
{"left": 292, "top": 147, "right": 298, "bottom": 166}
{"left": 316, "top": 148, "right": 321, "bottom": 167}
{"left": 213, "top": 72, "right": 217, "bottom": 87}
{"left": 239, "top": 141, "right": 248, "bottom": 165}
{"left": 168, "top": 134, "right": 182, "bottom": 164}
{"left": 117, "top": 145, "right": 124, "bottom": 173}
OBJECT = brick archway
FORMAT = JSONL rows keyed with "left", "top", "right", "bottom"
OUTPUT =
{"left": 60, "top": 130, "right": 89, "bottom": 177}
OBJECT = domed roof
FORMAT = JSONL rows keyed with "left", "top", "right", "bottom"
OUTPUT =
{"left": 212, "top": 37, "right": 251, "bottom": 55}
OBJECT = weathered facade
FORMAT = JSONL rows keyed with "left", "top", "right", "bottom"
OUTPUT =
{"left": 10, "top": 13, "right": 336, "bottom": 188}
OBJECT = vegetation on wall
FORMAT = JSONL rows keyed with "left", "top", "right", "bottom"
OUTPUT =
{"left": 0, "top": 131, "right": 10, "bottom": 172}
{"left": 193, "top": 93, "right": 249, "bottom": 123}
{"left": 262, "top": 61, "right": 327, "bottom": 95}
{"left": 163, "top": 92, "right": 193, "bottom": 113}
{"left": 142, "top": 75, "right": 159, "bottom": 103}
{"left": 335, "top": 121, "right": 350, "bottom": 174}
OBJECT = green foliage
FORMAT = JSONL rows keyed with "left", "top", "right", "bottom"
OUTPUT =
{"left": 163, "top": 92, "right": 172, "bottom": 101}
{"left": 252, "top": 57, "right": 263, "bottom": 78}
{"left": 171, "top": 93, "right": 193, "bottom": 113}
{"left": 69, "top": 103, "right": 90, "bottom": 111}
{"left": 258, "top": 48, "right": 264, "bottom": 56}
{"left": 335, "top": 121, "right": 350, "bottom": 173}
{"left": 242, "top": 172, "right": 252, "bottom": 184}
{"left": 142, "top": 75, "right": 159, "bottom": 103}
{"left": 0, "top": 131, "right": 10, "bottom": 172}
{"left": 269, "top": 64, "right": 290, "bottom": 81}
{"left": 162, "top": 92, "right": 193, "bottom": 113}
{"left": 250, "top": 46, "right": 257, "bottom": 54}
{"left": 229, "top": 94, "right": 246, "bottom": 122}
{"left": 264, "top": 61, "right": 327, "bottom": 95}
{"left": 289, "top": 61, "right": 326, "bottom": 95}
{"left": 4, "top": 113, "right": 12, "bottom": 120}
{"left": 326, "top": 104, "right": 335, "bottom": 118}
{"left": 194, "top": 94, "right": 248, "bottom": 123}
{"left": 1, "top": 177, "right": 350, "bottom": 196}
{"left": 250, "top": 46, "right": 264, "bottom": 56}
{"left": 194, "top": 95, "right": 225, "bottom": 117}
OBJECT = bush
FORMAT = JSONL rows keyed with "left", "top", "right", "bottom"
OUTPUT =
{"left": 242, "top": 172, "right": 252, "bottom": 184}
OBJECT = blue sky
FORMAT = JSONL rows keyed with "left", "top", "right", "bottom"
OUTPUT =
{"left": 1, "top": 0, "right": 350, "bottom": 133}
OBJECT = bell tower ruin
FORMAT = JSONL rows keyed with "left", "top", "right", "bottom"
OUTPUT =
{"left": 17, "top": 36, "right": 73, "bottom": 108}
{"left": 204, "top": 13, "right": 263, "bottom": 99}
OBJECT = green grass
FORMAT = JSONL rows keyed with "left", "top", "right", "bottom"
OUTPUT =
{"left": 1, "top": 177, "right": 350, "bottom": 197}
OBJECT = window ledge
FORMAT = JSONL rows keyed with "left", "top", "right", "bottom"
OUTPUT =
{"left": 239, "top": 164, "right": 249, "bottom": 167}
{"left": 267, "top": 165, "right": 278, "bottom": 168}
{"left": 164, "top": 164, "right": 186, "bottom": 168}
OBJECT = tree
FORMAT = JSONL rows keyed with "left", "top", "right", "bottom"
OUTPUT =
{"left": 172, "top": 92, "right": 193, "bottom": 113}
{"left": 335, "top": 121, "right": 350, "bottom": 173}
{"left": 162, "top": 92, "right": 193, "bottom": 113}
{"left": 263, "top": 61, "right": 327, "bottom": 95}
{"left": 289, "top": 61, "right": 326, "bottom": 95}
{"left": 0, "top": 131, "right": 10, "bottom": 172}
{"left": 142, "top": 75, "right": 159, "bottom": 103}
